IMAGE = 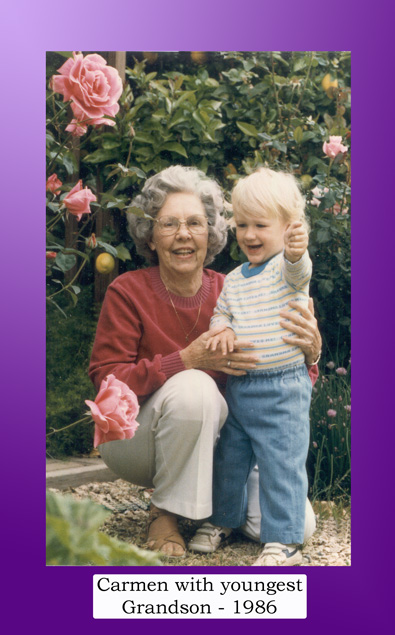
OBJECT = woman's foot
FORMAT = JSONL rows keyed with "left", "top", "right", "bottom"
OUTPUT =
{"left": 252, "top": 542, "right": 303, "bottom": 566}
{"left": 188, "top": 522, "right": 232, "bottom": 553}
{"left": 146, "top": 504, "right": 186, "bottom": 558}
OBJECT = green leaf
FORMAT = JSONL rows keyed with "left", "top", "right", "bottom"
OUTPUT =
{"left": 47, "top": 202, "right": 61, "bottom": 213}
{"left": 67, "top": 288, "right": 79, "bottom": 306}
{"left": 55, "top": 252, "right": 77, "bottom": 272}
{"left": 56, "top": 52, "right": 74, "bottom": 59}
{"left": 134, "top": 132, "right": 156, "bottom": 145}
{"left": 271, "top": 139, "right": 287, "bottom": 153}
{"left": 96, "top": 241, "right": 118, "bottom": 257}
{"left": 294, "top": 126, "right": 303, "bottom": 143}
{"left": 46, "top": 491, "right": 161, "bottom": 566}
{"left": 83, "top": 149, "right": 118, "bottom": 164}
{"left": 63, "top": 248, "right": 90, "bottom": 261}
{"left": 293, "top": 57, "right": 307, "bottom": 72}
{"left": 317, "top": 228, "right": 331, "bottom": 243}
{"left": 160, "top": 142, "right": 188, "bottom": 158}
{"left": 116, "top": 244, "right": 132, "bottom": 262}
{"left": 236, "top": 121, "right": 259, "bottom": 137}
{"left": 318, "top": 278, "right": 334, "bottom": 296}
{"left": 106, "top": 197, "right": 127, "bottom": 210}
{"left": 101, "top": 139, "right": 121, "bottom": 150}
{"left": 62, "top": 151, "right": 79, "bottom": 175}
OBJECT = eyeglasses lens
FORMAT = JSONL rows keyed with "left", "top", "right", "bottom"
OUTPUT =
{"left": 156, "top": 215, "right": 208, "bottom": 235}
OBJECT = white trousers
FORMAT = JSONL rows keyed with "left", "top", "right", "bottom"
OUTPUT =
{"left": 99, "top": 369, "right": 316, "bottom": 542}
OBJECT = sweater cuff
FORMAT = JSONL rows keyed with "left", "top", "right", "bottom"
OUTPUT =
{"left": 160, "top": 350, "right": 187, "bottom": 379}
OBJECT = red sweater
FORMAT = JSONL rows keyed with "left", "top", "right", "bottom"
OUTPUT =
{"left": 89, "top": 266, "right": 318, "bottom": 403}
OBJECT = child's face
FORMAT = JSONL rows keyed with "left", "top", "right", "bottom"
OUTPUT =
{"left": 235, "top": 212, "right": 287, "bottom": 267}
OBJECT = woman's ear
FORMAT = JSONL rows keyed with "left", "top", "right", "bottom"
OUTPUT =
{"left": 148, "top": 240, "right": 156, "bottom": 251}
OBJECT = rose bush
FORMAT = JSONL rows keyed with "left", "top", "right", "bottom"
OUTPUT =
{"left": 85, "top": 374, "right": 140, "bottom": 447}
{"left": 63, "top": 180, "right": 97, "bottom": 221}
{"left": 52, "top": 52, "right": 123, "bottom": 131}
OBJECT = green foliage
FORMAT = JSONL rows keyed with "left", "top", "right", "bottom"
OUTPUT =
{"left": 307, "top": 359, "right": 351, "bottom": 501}
{"left": 46, "top": 286, "right": 97, "bottom": 456}
{"left": 46, "top": 490, "right": 161, "bottom": 565}
{"left": 46, "top": 50, "right": 350, "bottom": 357}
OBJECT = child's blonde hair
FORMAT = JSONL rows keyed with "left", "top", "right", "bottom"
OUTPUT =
{"left": 231, "top": 167, "right": 309, "bottom": 233}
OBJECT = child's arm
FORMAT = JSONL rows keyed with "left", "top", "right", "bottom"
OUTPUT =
{"left": 284, "top": 221, "right": 308, "bottom": 263}
{"left": 283, "top": 221, "right": 312, "bottom": 289}
{"left": 208, "top": 279, "right": 236, "bottom": 354}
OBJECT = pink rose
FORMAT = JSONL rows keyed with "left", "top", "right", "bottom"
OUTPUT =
{"left": 63, "top": 180, "right": 96, "bottom": 221}
{"left": 85, "top": 374, "right": 140, "bottom": 447}
{"left": 65, "top": 117, "right": 88, "bottom": 137}
{"left": 332, "top": 202, "right": 349, "bottom": 216}
{"left": 46, "top": 251, "right": 57, "bottom": 260}
{"left": 323, "top": 136, "right": 348, "bottom": 159}
{"left": 46, "top": 173, "right": 63, "bottom": 195}
{"left": 52, "top": 52, "right": 123, "bottom": 127}
{"left": 310, "top": 186, "right": 329, "bottom": 207}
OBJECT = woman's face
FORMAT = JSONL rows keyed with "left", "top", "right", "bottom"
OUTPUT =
{"left": 149, "top": 192, "right": 209, "bottom": 280}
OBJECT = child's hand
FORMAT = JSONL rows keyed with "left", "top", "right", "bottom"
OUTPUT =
{"left": 206, "top": 327, "right": 236, "bottom": 355}
{"left": 284, "top": 221, "right": 309, "bottom": 263}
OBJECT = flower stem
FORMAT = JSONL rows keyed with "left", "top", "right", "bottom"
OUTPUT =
{"left": 46, "top": 414, "right": 92, "bottom": 437}
{"left": 270, "top": 53, "right": 286, "bottom": 134}
{"left": 46, "top": 212, "right": 64, "bottom": 232}
{"left": 47, "top": 133, "right": 73, "bottom": 173}
{"left": 46, "top": 257, "right": 88, "bottom": 300}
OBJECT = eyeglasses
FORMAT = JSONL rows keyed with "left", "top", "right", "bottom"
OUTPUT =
{"left": 153, "top": 215, "right": 209, "bottom": 236}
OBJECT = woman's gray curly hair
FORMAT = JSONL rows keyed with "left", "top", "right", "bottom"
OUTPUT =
{"left": 127, "top": 165, "right": 228, "bottom": 266}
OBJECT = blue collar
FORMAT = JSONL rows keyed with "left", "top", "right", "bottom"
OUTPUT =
{"left": 241, "top": 252, "right": 281, "bottom": 278}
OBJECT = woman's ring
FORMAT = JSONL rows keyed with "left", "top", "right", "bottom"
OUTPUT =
{"left": 227, "top": 360, "right": 231, "bottom": 368}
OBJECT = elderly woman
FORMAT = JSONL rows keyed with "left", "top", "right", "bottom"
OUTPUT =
{"left": 89, "top": 166, "right": 321, "bottom": 558}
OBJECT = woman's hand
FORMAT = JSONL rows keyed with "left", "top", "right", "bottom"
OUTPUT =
{"left": 180, "top": 327, "right": 259, "bottom": 376}
{"left": 279, "top": 298, "right": 322, "bottom": 365}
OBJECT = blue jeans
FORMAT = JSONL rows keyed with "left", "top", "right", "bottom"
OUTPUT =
{"left": 210, "top": 364, "right": 312, "bottom": 544}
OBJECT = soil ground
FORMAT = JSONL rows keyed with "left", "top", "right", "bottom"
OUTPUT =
{"left": 51, "top": 478, "right": 351, "bottom": 566}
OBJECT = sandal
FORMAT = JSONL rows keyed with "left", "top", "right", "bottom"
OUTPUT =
{"left": 146, "top": 504, "right": 186, "bottom": 558}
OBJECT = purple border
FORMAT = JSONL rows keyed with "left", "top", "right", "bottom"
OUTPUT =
{"left": 2, "top": 0, "right": 392, "bottom": 631}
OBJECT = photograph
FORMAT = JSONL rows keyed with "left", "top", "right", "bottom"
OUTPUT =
{"left": 45, "top": 50, "right": 351, "bottom": 569}
{"left": 2, "top": 0, "right": 393, "bottom": 631}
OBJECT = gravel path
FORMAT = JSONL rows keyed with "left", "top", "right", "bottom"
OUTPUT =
{"left": 54, "top": 479, "right": 351, "bottom": 567}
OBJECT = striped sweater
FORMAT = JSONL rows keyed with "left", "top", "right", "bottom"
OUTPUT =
{"left": 210, "top": 250, "right": 312, "bottom": 370}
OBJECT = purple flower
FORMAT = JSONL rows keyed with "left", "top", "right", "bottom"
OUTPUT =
{"left": 327, "top": 409, "right": 337, "bottom": 417}
{"left": 336, "top": 367, "right": 347, "bottom": 376}
{"left": 326, "top": 361, "right": 335, "bottom": 370}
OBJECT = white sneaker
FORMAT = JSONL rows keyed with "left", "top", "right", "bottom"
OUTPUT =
{"left": 252, "top": 542, "right": 303, "bottom": 566}
{"left": 188, "top": 522, "right": 232, "bottom": 553}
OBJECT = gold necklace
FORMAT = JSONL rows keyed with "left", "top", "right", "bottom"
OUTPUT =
{"left": 165, "top": 286, "right": 203, "bottom": 343}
